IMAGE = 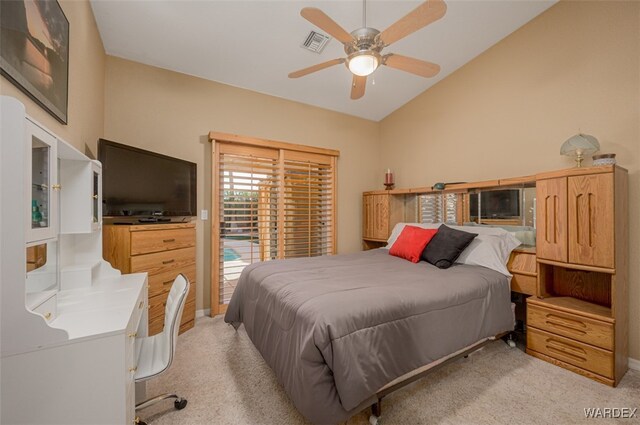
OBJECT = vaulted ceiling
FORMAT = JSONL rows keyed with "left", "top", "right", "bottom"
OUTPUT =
{"left": 91, "top": 0, "right": 556, "bottom": 121}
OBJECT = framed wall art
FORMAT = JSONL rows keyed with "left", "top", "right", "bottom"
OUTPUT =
{"left": 1, "top": 0, "right": 69, "bottom": 124}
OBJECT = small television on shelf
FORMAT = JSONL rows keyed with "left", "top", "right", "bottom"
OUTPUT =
{"left": 98, "top": 139, "right": 196, "bottom": 222}
{"left": 470, "top": 189, "right": 520, "bottom": 219}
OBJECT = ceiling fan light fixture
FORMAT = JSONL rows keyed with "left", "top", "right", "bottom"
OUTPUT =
{"left": 348, "top": 51, "right": 379, "bottom": 76}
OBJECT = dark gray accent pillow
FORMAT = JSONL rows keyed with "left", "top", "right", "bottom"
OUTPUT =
{"left": 421, "top": 225, "right": 477, "bottom": 269}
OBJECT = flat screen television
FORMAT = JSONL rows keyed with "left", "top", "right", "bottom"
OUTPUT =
{"left": 470, "top": 189, "right": 520, "bottom": 219}
{"left": 98, "top": 139, "right": 196, "bottom": 221}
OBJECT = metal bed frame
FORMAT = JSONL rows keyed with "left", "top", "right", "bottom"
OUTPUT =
{"left": 367, "top": 332, "right": 511, "bottom": 425}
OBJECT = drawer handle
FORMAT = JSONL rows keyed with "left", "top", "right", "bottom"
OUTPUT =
{"left": 545, "top": 320, "right": 587, "bottom": 337}
{"left": 44, "top": 312, "right": 52, "bottom": 320}
{"left": 138, "top": 301, "right": 144, "bottom": 309}
{"left": 128, "top": 332, "right": 137, "bottom": 338}
{"left": 163, "top": 238, "right": 176, "bottom": 243}
{"left": 545, "top": 338, "right": 587, "bottom": 362}
{"left": 163, "top": 279, "right": 174, "bottom": 285}
{"left": 134, "top": 416, "right": 141, "bottom": 424}
{"left": 545, "top": 313, "right": 587, "bottom": 329}
{"left": 162, "top": 259, "right": 175, "bottom": 265}
{"left": 129, "top": 366, "right": 138, "bottom": 373}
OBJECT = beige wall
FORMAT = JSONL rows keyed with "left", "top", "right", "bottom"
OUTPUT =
{"left": 379, "top": 1, "right": 640, "bottom": 359}
{"left": 0, "top": 0, "right": 105, "bottom": 155}
{"left": 103, "top": 56, "right": 380, "bottom": 312}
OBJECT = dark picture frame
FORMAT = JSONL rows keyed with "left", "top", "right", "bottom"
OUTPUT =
{"left": 1, "top": 0, "right": 69, "bottom": 124}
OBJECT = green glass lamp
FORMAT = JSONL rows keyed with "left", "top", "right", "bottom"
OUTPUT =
{"left": 560, "top": 134, "right": 600, "bottom": 167}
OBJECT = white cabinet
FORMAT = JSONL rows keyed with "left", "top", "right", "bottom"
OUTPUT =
{"left": 26, "top": 119, "right": 58, "bottom": 244}
{"left": 59, "top": 150, "right": 103, "bottom": 234}
{"left": 1, "top": 96, "right": 147, "bottom": 424}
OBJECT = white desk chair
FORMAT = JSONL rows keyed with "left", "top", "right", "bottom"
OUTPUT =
{"left": 134, "top": 274, "right": 190, "bottom": 424}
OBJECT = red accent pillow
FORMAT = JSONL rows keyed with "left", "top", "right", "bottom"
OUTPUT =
{"left": 389, "top": 226, "right": 438, "bottom": 263}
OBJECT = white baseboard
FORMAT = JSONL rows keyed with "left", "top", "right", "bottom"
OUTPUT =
{"left": 196, "top": 308, "right": 211, "bottom": 318}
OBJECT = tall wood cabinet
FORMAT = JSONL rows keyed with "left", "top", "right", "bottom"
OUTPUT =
{"left": 103, "top": 222, "right": 196, "bottom": 335}
{"left": 528, "top": 166, "right": 627, "bottom": 386}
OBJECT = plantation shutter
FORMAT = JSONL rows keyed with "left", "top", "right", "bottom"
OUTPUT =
{"left": 283, "top": 151, "right": 335, "bottom": 258}
{"left": 212, "top": 138, "right": 338, "bottom": 313}
{"left": 216, "top": 144, "right": 279, "bottom": 305}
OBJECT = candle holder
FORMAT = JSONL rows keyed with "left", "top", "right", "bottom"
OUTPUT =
{"left": 384, "top": 170, "right": 395, "bottom": 190}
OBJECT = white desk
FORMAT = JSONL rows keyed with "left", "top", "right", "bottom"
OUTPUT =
{"left": 1, "top": 273, "right": 148, "bottom": 425}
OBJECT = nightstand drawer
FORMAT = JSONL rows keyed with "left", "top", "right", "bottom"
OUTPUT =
{"left": 511, "top": 274, "right": 536, "bottom": 295}
{"left": 131, "top": 227, "right": 195, "bottom": 255}
{"left": 528, "top": 327, "right": 613, "bottom": 378}
{"left": 130, "top": 247, "right": 196, "bottom": 276}
{"left": 527, "top": 302, "right": 613, "bottom": 350}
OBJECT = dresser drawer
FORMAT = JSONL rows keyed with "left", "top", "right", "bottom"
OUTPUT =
{"left": 130, "top": 227, "right": 195, "bottom": 255}
{"left": 527, "top": 303, "right": 613, "bottom": 350}
{"left": 147, "top": 263, "right": 196, "bottom": 299}
{"left": 149, "top": 315, "right": 165, "bottom": 335}
{"left": 511, "top": 274, "right": 536, "bottom": 296}
{"left": 148, "top": 298, "right": 196, "bottom": 336}
{"left": 528, "top": 327, "right": 613, "bottom": 378}
{"left": 130, "top": 247, "right": 196, "bottom": 276}
{"left": 149, "top": 281, "right": 195, "bottom": 320}
{"left": 508, "top": 251, "right": 536, "bottom": 274}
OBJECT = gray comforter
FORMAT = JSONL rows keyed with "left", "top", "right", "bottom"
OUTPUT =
{"left": 224, "top": 249, "right": 514, "bottom": 424}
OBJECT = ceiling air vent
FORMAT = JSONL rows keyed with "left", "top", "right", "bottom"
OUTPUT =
{"left": 301, "top": 31, "right": 331, "bottom": 53}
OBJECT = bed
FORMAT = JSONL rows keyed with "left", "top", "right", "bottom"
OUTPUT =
{"left": 224, "top": 246, "right": 514, "bottom": 424}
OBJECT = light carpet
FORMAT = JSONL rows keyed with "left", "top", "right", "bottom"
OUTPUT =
{"left": 141, "top": 316, "right": 640, "bottom": 424}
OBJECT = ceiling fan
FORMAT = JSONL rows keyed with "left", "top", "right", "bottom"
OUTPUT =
{"left": 288, "top": 0, "right": 447, "bottom": 100}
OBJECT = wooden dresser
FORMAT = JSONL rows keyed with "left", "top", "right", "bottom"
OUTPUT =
{"left": 527, "top": 166, "right": 627, "bottom": 386}
{"left": 103, "top": 222, "right": 196, "bottom": 335}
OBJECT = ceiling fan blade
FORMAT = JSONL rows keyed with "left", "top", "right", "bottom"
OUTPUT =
{"left": 350, "top": 75, "right": 366, "bottom": 100}
{"left": 288, "top": 58, "right": 345, "bottom": 78}
{"left": 378, "top": 0, "right": 447, "bottom": 46}
{"left": 301, "top": 8, "right": 354, "bottom": 44}
{"left": 383, "top": 54, "right": 441, "bottom": 78}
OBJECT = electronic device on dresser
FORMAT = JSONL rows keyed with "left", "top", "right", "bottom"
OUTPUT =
{"left": 98, "top": 139, "right": 197, "bottom": 223}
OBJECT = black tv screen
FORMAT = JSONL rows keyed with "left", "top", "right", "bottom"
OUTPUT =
{"left": 470, "top": 189, "right": 520, "bottom": 219}
{"left": 98, "top": 139, "right": 196, "bottom": 218}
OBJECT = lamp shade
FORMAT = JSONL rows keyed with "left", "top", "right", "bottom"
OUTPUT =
{"left": 560, "top": 134, "right": 600, "bottom": 156}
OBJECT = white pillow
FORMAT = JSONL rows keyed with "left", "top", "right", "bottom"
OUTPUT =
{"left": 385, "top": 222, "right": 520, "bottom": 276}
{"left": 456, "top": 233, "right": 520, "bottom": 276}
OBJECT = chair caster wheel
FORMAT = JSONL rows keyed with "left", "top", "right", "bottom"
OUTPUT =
{"left": 507, "top": 339, "right": 516, "bottom": 348}
{"left": 175, "top": 398, "right": 188, "bottom": 410}
{"left": 369, "top": 414, "right": 381, "bottom": 425}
